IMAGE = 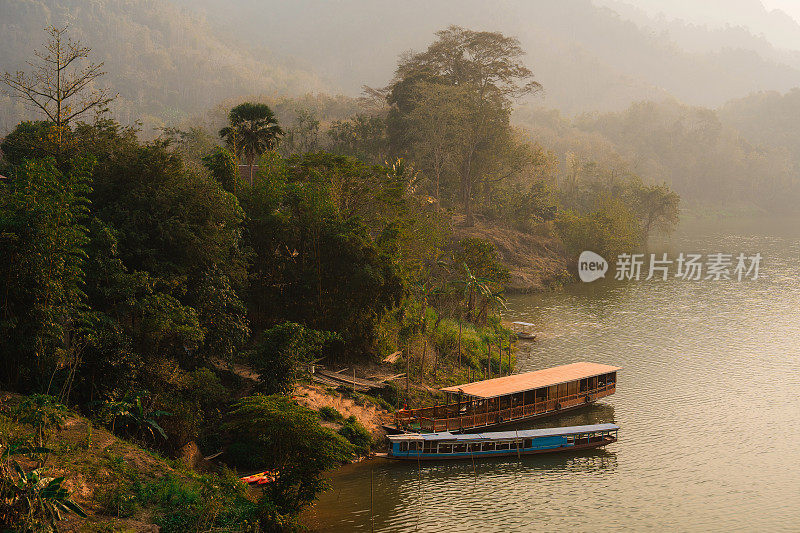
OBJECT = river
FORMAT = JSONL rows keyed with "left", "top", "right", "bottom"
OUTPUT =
{"left": 303, "top": 218, "right": 800, "bottom": 532}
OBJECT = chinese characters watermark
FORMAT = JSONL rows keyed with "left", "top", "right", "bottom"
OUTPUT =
{"left": 579, "top": 251, "right": 761, "bottom": 282}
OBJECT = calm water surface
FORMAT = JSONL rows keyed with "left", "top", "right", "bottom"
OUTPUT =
{"left": 304, "top": 219, "right": 800, "bottom": 532}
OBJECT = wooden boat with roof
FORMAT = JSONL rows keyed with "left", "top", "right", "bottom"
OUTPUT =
{"left": 387, "top": 423, "right": 619, "bottom": 460}
{"left": 392, "top": 362, "right": 620, "bottom": 433}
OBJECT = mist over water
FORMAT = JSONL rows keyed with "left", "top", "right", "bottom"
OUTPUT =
{"left": 303, "top": 218, "right": 800, "bottom": 531}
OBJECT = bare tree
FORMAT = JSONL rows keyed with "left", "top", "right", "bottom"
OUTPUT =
{"left": 1, "top": 25, "right": 116, "bottom": 153}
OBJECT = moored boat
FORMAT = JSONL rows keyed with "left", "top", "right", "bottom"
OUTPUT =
{"left": 387, "top": 423, "right": 619, "bottom": 460}
{"left": 394, "top": 362, "right": 621, "bottom": 433}
{"left": 511, "top": 321, "right": 537, "bottom": 340}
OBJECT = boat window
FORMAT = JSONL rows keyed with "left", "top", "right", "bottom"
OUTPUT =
{"left": 524, "top": 439, "right": 533, "bottom": 448}
{"left": 423, "top": 443, "right": 436, "bottom": 453}
{"left": 523, "top": 390, "right": 534, "bottom": 404}
{"left": 497, "top": 441, "right": 510, "bottom": 451}
{"left": 469, "top": 443, "right": 481, "bottom": 452}
{"left": 453, "top": 444, "right": 467, "bottom": 453}
{"left": 483, "top": 442, "right": 496, "bottom": 451}
{"left": 409, "top": 441, "right": 418, "bottom": 451}
{"left": 438, "top": 444, "right": 452, "bottom": 454}
{"left": 566, "top": 435, "right": 574, "bottom": 443}
{"left": 400, "top": 443, "right": 408, "bottom": 452}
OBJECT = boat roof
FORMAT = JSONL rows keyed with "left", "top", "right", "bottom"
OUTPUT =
{"left": 387, "top": 423, "right": 619, "bottom": 442}
{"left": 511, "top": 321, "right": 535, "bottom": 327}
{"left": 440, "top": 362, "right": 621, "bottom": 399}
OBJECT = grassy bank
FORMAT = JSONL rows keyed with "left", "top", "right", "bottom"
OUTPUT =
{"left": 0, "top": 392, "right": 258, "bottom": 533}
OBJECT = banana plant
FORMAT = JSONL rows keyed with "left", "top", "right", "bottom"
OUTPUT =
{"left": 450, "top": 263, "right": 494, "bottom": 321}
{"left": 103, "top": 394, "right": 170, "bottom": 442}
{"left": 1, "top": 442, "right": 87, "bottom": 530}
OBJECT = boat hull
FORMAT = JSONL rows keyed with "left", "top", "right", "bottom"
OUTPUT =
{"left": 388, "top": 436, "right": 616, "bottom": 461}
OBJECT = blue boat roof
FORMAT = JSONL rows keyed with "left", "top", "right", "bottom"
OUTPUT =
{"left": 388, "top": 423, "right": 619, "bottom": 442}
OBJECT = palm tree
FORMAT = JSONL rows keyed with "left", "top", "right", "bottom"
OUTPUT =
{"left": 219, "top": 102, "right": 283, "bottom": 186}
{"left": 451, "top": 263, "right": 493, "bottom": 321}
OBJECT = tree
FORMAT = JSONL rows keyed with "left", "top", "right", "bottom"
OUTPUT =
{"left": 629, "top": 182, "right": 680, "bottom": 241}
{"left": 327, "top": 114, "right": 387, "bottom": 164}
{"left": 219, "top": 103, "right": 283, "bottom": 186}
{"left": 202, "top": 146, "right": 238, "bottom": 193}
{"left": 388, "top": 26, "right": 542, "bottom": 225}
{"left": 402, "top": 81, "right": 470, "bottom": 208}
{"left": 224, "top": 395, "right": 352, "bottom": 525}
{"left": 249, "top": 322, "right": 339, "bottom": 395}
{"left": 1, "top": 26, "right": 115, "bottom": 157}
{"left": 13, "top": 395, "right": 68, "bottom": 447}
{"left": 240, "top": 152, "right": 406, "bottom": 355}
{"left": 0, "top": 121, "right": 60, "bottom": 166}
{"left": 99, "top": 393, "right": 170, "bottom": 443}
{"left": 556, "top": 196, "right": 642, "bottom": 261}
{"left": 0, "top": 157, "right": 93, "bottom": 392}
{"left": 453, "top": 237, "right": 510, "bottom": 288}
{"left": 451, "top": 263, "right": 493, "bottom": 322}
{"left": 283, "top": 108, "right": 320, "bottom": 155}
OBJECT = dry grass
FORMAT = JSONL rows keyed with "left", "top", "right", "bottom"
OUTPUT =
{"left": 453, "top": 218, "right": 570, "bottom": 292}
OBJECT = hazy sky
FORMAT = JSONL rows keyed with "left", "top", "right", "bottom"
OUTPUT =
{"left": 762, "top": 0, "right": 800, "bottom": 24}
{"left": 605, "top": 0, "right": 800, "bottom": 50}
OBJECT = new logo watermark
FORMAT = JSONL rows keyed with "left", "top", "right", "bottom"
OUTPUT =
{"left": 578, "top": 251, "right": 608, "bottom": 282}
{"left": 578, "top": 251, "right": 762, "bottom": 282}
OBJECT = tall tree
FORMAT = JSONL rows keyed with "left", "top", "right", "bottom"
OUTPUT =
{"left": 403, "top": 81, "right": 470, "bottom": 209}
{"left": 1, "top": 26, "right": 115, "bottom": 157}
{"left": 388, "top": 26, "right": 542, "bottom": 225}
{"left": 219, "top": 102, "right": 283, "bottom": 186}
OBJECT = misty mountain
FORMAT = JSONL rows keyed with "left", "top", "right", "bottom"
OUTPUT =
{"left": 0, "top": 0, "right": 325, "bottom": 132}
{"left": 5, "top": 0, "right": 800, "bottom": 126}
{"left": 174, "top": 0, "right": 800, "bottom": 113}
{"left": 720, "top": 88, "right": 800, "bottom": 164}
{"left": 599, "top": 0, "right": 800, "bottom": 51}
{"left": 515, "top": 100, "right": 800, "bottom": 212}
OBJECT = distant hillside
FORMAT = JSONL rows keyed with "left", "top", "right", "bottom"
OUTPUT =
{"left": 175, "top": 0, "right": 800, "bottom": 113}
{"left": 0, "top": 0, "right": 325, "bottom": 133}
{"left": 514, "top": 100, "right": 800, "bottom": 213}
{"left": 599, "top": 0, "right": 800, "bottom": 51}
{"left": 719, "top": 89, "right": 800, "bottom": 165}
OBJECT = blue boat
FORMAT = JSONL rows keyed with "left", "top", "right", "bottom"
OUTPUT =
{"left": 386, "top": 423, "right": 618, "bottom": 460}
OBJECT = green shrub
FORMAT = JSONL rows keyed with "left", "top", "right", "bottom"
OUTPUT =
{"left": 13, "top": 394, "right": 68, "bottom": 446}
{"left": 318, "top": 406, "right": 344, "bottom": 422}
{"left": 338, "top": 416, "right": 372, "bottom": 455}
